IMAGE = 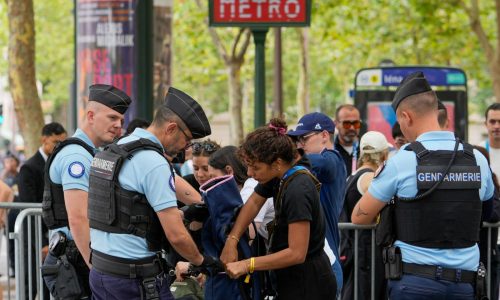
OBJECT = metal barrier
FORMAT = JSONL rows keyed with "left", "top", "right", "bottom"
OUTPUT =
{"left": 339, "top": 222, "right": 500, "bottom": 300}
{"left": 0, "top": 202, "right": 43, "bottom": 300}
{"left": 1, "top": 203, "right": 499, "bottom": 300}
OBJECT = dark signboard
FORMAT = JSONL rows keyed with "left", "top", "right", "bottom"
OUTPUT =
{"left": 209, "top": 0, "right": 311, "bottom": 27}
{"left": 76, "top": 0, "right": 137, "bottom": 122}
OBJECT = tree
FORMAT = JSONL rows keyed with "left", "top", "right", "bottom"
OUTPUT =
{"left": 194, "top": 0, "right": 251, "bottom": 145}
{"left": 6, "top": 0, "right": 44, "bottom": 157}
{"left": 458, "top": 0, "right": 500, "bottom": 103}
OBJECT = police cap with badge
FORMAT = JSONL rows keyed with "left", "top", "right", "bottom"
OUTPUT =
{"left": 164, "top": 87, "right": 211, "bottom": 139}
{"left": 391, "top": 71, "right": 432, "bottom": 112}
{"left": 88, "top": 84, "right": 132, "bottom": 114}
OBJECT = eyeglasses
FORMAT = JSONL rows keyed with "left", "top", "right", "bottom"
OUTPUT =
{"left": 297, "top": 132, "right": 321, "bottom": 144}
{"left": 192, "top": 142, "right": 218, "bottom": 155}
{"left": 178, "top": 125, "right": 193, "bottom": 149}
{"left": 340, "top": 120, "right": 362, "bottom": 129}
{"left": 487, "top": 119, "right": 500, "bottom": 125}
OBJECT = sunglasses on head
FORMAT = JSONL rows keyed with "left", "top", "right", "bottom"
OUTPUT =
{"left": 192, "top": 142, "right": 218, "bottom": 155}
{"left": 341, "top": 120, "right": 362, "bottom": 129}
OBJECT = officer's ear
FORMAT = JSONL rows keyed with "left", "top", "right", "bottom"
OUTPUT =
{"left": 165, "top": 121, "right": 178, "bottom": 135}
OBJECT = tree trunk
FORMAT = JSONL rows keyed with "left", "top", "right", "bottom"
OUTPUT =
{"left": 228, "top": 62, "right": 244, "bottom": 145}
{"left": 7, "top": 0, "right": 44, "bottom": 157}
{"left": 296, "top": 28, "right": 309, "bottom": 117}
{"left": 490, "top": 59, "right": 500, "bottom": 103}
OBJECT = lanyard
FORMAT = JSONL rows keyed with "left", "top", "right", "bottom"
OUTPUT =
{"left": 351, "top": 140, "right": 358, "bottom": 174}
{"left": 282, "top": 165, "right": 307, "bottom": 181}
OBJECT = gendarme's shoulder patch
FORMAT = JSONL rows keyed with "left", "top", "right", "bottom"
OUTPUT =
{"left": 68, "top": 162, "right": 85, "bottom": 178}
{"left": 374, "top": 161, "right": 386, "bottom": 178}
{"left": 169, "top": 174, "right": 176, "bottom": 192}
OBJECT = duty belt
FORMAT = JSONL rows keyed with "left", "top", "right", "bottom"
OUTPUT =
{"left": 91, "top": 250, "right": 164, "bottom": 279}
{"left": 403, "top": 263, "right": 476, "bottom": 284}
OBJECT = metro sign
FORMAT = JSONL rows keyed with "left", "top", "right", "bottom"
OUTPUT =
{"left": 209, "top": 0, "right": 311, "bottom": 27}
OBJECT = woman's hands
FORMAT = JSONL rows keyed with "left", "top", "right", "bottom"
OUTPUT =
{"left": 225, "top": 259, "right": 249, "bottom": 279}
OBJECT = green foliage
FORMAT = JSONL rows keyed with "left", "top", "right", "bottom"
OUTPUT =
{"left": 0, "top": 0, "right": 73, "bottom": 111}
{"left": 0, "top": 0, "right": 497, "bottom": 125}
{"left": 33, "top": 0, "right": 74, "bottom": 109}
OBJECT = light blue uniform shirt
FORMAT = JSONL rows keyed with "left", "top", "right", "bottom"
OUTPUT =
{"left": 368, "top": 131, "right": 495, "bottom": 271}
{"left": 90, "top": 128, "right": 178, "bottom": 259}
{"left": 49, "top": 128, "right": 96, "bottom": 240}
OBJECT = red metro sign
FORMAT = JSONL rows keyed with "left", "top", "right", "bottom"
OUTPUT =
{"left": 209, "top": 0, "right": 311, "bottom": 27}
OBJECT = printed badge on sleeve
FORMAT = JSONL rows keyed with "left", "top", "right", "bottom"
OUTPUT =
{"left": 68, "top": 162, "right": 85, "bottom": 178}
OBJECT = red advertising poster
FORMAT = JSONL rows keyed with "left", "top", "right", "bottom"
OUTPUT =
{"left": 76, "top": 0, "right": 137, "bottom": 123}
{"left": 367, "top": 101, "right": 456, "bottom": 145}
{"left": 210, "top": 0, "right": 309, "bottom": 26}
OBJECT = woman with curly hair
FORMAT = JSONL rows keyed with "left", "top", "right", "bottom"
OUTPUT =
{"left": 221, "top": 118, "right": 337, "bottom": 299}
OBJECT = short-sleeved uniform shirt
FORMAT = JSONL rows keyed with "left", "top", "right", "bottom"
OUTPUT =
{"left": 49, "top": 128, "right": 96, "bottom": 240}
{"left": 369, "top": 131, "right": 495, "bottom": 271}
{"left": 90, "top": 128, "right": 178, "bottom": 259}
{"left": 270, "top": 172, "right": 325, "bottom": 257}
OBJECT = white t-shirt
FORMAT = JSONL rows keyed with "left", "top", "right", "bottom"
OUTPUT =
{"left": 479, "top": 140, "right": 500, "bottom": 178}
{"left": 240, "top": 178, "right": 275, "bottom": 240}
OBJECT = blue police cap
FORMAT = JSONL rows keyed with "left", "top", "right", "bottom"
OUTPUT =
{"left": 287, "top": 112, "right": 335, "bottom": 136}
{"left": 164, "top": 87, "right": 211, "bottom": 139}
{"left": 392, "top": 72, "right": 432, "bottom": 112}
{"left": 89, "top": 84, "right": 131, "bottom": 114}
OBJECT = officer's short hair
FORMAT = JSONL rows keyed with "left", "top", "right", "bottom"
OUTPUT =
{"left": 398, "top": 91, "right": 437, "bottom": 116}
{"left": 485, "top": 103, "right": 500, "bottom": 120}
{"left": 42, "top": 122, "right": 66, "bottom": 137}
{"left": 151, "top": 106, "right": 185, "bottom": 129}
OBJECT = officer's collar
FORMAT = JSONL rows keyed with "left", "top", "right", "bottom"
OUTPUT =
{"left": 74, "top": 128, "right": 96, "bottom": 149}
{"left": 129, "top": 128, "right": 165, "bottom": 152}
{"left": 415, "top": 131, "right": 455, "bottom": 142}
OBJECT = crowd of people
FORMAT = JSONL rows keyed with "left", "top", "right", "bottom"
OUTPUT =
{"left": 0, "top": 72, "right": 499, "bottom": 300}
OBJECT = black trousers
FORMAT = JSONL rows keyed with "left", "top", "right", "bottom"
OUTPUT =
{"left": 274, "top": 251, "right": 337, "bottom": 300}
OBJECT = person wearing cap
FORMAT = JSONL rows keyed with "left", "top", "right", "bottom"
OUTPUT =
{"left": 351, "top": 72, "right": 495, "bottom": 298}
{"left": 340, "top": 131, "right": 389, "bottom": 300}
{"left": 87, "top": 87, "right": 216, "bottom": 300}
{"left": 286, "top": 112, "right": 346, "bottom": 294}
{"left": 41, "top": 84, "right": 131, "bottom": 298}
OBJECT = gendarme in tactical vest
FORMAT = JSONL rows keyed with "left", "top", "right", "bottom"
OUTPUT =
{"left": 87, "top": 138, "right": 169, "bottom": 251}
{"left": 394, "top": 140, "right": 482, "bottom": 249}
{"left": 42, "top": 138, "right": 95, "bottom": 229}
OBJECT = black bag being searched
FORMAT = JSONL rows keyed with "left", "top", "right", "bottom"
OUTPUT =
{"left": 41, "top": 254, "right": 83, "bottom": 299}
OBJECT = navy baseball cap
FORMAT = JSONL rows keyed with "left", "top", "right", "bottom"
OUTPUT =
{"left": 287, "top": 112, "right": 335, "bottom": 136}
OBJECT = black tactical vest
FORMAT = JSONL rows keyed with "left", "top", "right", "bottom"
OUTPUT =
{"left": 87, "top": 138, "right": 170, "bottom": 252}
{"left": 42, "top": 138, "right": 95, "bottom": 229}
{"left": 395, "top": 141, "right": 482, "bottom": 249}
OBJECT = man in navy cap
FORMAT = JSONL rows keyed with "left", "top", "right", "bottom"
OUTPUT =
{"left": 42, "top": 84, "right": 131, "bottom": 298}
{"left": 351, "top": 72, "right": 495, "bottom": 299}
{"left": 87, "top": 87, "right": 215, "bottom": 299}
{"left": 287, "top": 112, "right": 347, "bottom": 294}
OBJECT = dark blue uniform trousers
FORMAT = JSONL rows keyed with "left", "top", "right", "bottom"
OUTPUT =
{"left": 388, "top": 274, "right": 474, "bottom": 299}
{"left": 90, "top": 269, "right": 174, "bottom": 300}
